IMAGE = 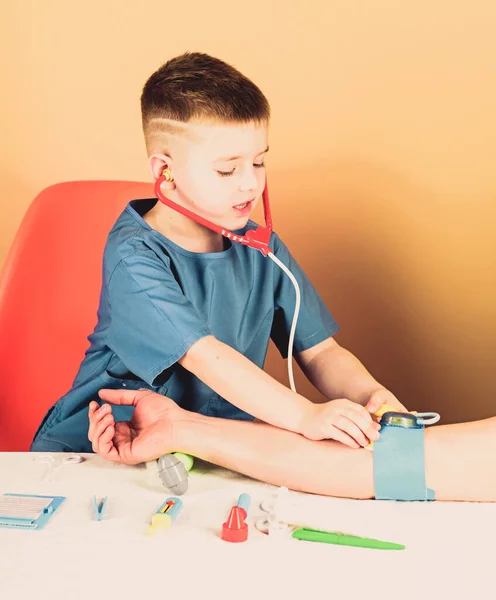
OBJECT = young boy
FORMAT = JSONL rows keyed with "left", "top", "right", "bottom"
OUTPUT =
{"left": 31, "top": 52, "right": 406, "bottom": 455}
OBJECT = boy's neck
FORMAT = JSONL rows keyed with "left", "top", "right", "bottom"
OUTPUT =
{"left": 143, "top": 202, "right": 226, "bottom": 254}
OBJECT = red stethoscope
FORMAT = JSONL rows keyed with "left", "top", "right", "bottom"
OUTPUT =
{"left": 153, "top": 171, "right": 274, "bottom": 256}
{"left": 154, "top": 169, "right": 300, "bottom": 394}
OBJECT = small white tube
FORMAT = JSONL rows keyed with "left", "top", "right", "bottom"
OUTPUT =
{"left": 267, "top": 252, "right": 301, "bottom": 394}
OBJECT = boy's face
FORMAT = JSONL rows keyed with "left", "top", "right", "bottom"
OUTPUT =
{"left": 170, "top": 120, "right": 269, "bottom": 230}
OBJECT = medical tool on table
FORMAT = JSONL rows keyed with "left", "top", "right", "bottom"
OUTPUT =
{"left": 146, "top": 452, "right": 194, "bottom": 495}
{"left": 146, "top": 497, "right": 183, "bottom": 536}
{"left": 0, "top": 493, "right": 66, "bottom": 530}
{"left": 93, "top": 495, "right": 108, "bottom": 521}
{"left": 35, "top": 453, "right": 84, "bottom": 481}
{"left": 221, "top": 493, "right": 251, "bottom": 543}
{"left": 292, "top": 527, "right": 405, "bottom": 550}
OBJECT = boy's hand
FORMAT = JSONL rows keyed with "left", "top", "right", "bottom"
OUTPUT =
{"left": 88, "top": 388, "right": 181, "bottom": 464}
{"left": 365, "top": 388, "right": 408, "bottom": 418}
{"left": 300, "top": 399, "right": 382, "bottom": 448}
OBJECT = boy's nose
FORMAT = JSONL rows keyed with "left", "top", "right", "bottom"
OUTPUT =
{"left": 238, "top": 168, "right": 258, "bottom": 193}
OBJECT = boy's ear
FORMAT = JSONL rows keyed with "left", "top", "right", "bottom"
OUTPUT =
{"left": 148, "top": 154, "right": 176, "bottom": 190}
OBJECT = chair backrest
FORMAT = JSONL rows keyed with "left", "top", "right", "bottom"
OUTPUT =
{"left": 0, "top": 180, "right": 154, "bottom": 451}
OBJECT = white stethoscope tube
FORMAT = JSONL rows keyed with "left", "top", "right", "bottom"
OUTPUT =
{"left": 267, "top": 252, "right": 301, "bottom": 393}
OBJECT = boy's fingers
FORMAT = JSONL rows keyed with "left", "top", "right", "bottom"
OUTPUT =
{"left": 333, "top": 417, "right": 369, "bottom": 447}
{"left": 353, "top": 414, "right": 381, "bottom": 441}
{"left": 338, "top": 406, "right": 379, "bottom": 445}
{"left": 344, "top": 408, "right": 380, "bottom": 442}
{"left": 328, "top": 425, "right": 360, "bottom": 449}
{"left": 366, "top": 398, "right": 383, "bottom": 414}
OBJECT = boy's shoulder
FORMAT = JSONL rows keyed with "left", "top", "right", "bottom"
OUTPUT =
{"left": 103, "top": 198, "right": 159, "bottom": 266}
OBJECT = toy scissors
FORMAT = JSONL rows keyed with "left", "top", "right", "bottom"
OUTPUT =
{"left": 35, "top": 453, "right": 84, "bottom": 481}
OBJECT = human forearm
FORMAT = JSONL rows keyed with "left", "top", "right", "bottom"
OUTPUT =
{"left": 93, "top": 389, "right": 496, "bottom": 502}
{"left": 173, "top": 410, "right": 496, "bottom": 502}
{"left": 173, "top": 410, "right": 374, "bottom": 498}
{"left": 301, "top": 343, "right": 386, "bottom": 406}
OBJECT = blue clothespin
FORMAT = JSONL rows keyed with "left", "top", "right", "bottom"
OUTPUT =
{"left": 93, "top": 496, "right": 108, "bottom": 521}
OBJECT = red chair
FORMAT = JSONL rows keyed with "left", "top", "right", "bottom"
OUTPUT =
{"left": 0, "top": 180, "right": 154, "bottom": 451}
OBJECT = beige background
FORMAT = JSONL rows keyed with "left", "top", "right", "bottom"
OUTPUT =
{"left": 1, "top": 1, "right": 494, "bottom": 423}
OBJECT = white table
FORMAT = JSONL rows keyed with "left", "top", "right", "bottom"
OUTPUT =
{"left": 0, "top": 453, "right": 494, "bottom": 599}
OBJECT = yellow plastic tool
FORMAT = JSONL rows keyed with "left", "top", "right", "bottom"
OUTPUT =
{"left": 145, "top": 497, "right": 183, "bottom": 536}
{"left": 374, "top": 403, "right": 417, "bottom": 420}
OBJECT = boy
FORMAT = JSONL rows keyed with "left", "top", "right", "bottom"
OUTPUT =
{"left": 31, "top": 52, "right": 405, "bottom": 455}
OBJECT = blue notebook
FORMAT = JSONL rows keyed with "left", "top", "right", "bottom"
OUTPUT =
{"left": 0, "top": 493, "right": 66, "bottom": 530}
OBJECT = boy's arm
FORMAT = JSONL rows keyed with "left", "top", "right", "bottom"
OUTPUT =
{"left": 295, "top": 337, "right": 407, "bottom": 411}
{"left": 179, "top": 335, "right": 381, "bottom": 447}
{"left": 178, "top": 335, "right": 315, "bottom": 434}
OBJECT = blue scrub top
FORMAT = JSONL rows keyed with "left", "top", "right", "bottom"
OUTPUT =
{"left": 31, "top": 199, "right": 339, "bottom": 452}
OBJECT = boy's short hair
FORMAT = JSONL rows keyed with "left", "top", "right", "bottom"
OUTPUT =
{"left": 140, "top": 52, "right": 270, "bottom": 154}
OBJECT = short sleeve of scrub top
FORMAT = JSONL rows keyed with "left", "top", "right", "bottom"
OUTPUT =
{"left": 107, "top": 251, "right": 212, "bottom": 387}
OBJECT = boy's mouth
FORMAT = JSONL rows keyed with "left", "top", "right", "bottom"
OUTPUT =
{"left": 233, "top": 200, "right": 253, "bottom": 210}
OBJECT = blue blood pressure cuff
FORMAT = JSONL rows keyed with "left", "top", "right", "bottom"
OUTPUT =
{"left": 373, "top": 412, "right": 435, "bottom": 501}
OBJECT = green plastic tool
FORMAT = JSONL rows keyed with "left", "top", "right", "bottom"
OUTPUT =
{"left": 292, "top": 527, "right": 405, "bottom": 550}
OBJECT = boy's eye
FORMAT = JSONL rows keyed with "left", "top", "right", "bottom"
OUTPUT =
{"left": 216, "top": 163, "right": 265, "bottom": 178}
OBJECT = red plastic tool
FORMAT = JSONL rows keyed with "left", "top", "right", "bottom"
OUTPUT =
{"left": 221, "top": 505, "right": 248, "bottom": 543}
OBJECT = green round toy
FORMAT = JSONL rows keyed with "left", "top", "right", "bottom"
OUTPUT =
{"left": 173, "top": 452, "right": 194, "bottom": 472}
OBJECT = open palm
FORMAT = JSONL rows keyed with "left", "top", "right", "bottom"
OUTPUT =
{"left": 88, "top": 388, "right": 180, "bottom": 464}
